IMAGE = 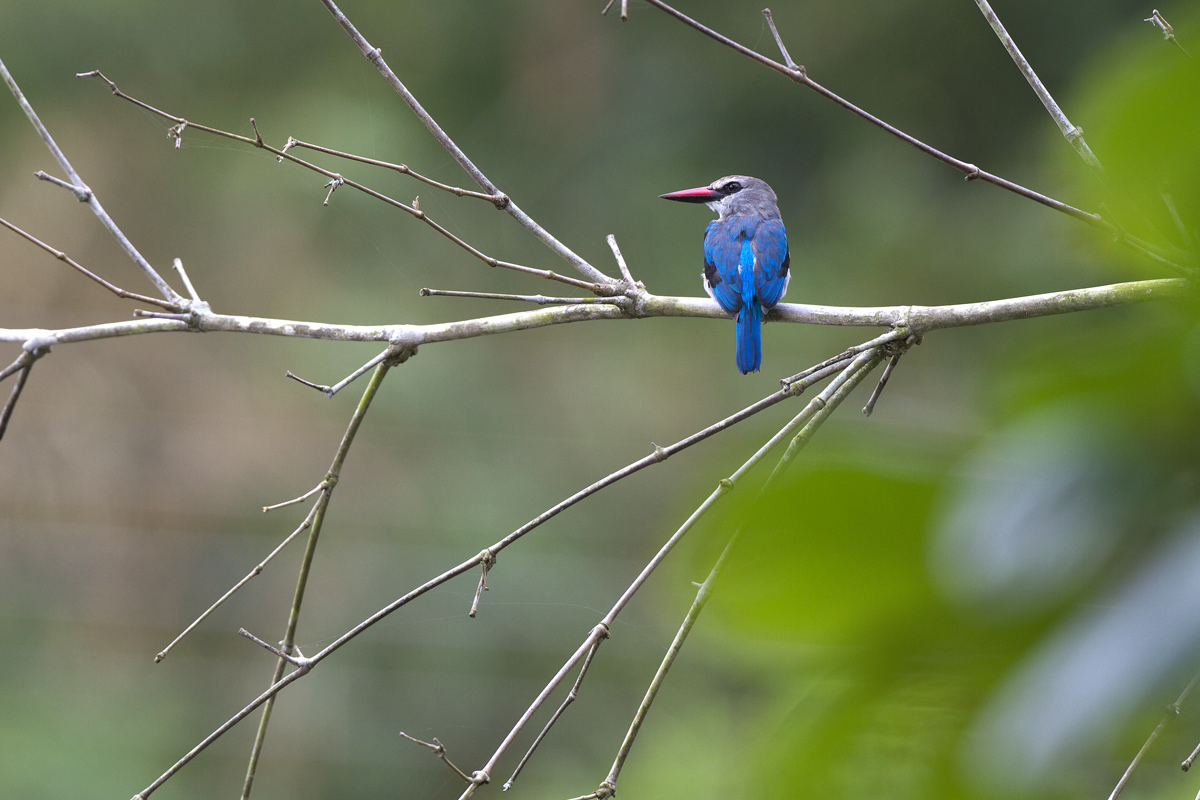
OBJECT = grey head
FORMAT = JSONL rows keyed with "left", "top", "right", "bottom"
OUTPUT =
{"left": 659, "top": 175, "right": 781, "bottom": 221}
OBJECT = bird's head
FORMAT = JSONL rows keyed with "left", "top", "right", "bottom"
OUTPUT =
{"left": 660, "top": 175, "right": 779, "bottom": 220}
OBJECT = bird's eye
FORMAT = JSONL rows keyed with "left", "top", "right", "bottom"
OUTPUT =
{"left": 723, "top": 182, "right": 742, "bottom": 193}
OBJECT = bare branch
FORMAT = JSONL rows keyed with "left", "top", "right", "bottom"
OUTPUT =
{"left": 155, "top": 497, "right": 324, "bottom": 663}
{"left": 1103, "top": 670, "right": 1200, "bottom": 800}
{"left": 2, "top": 280, "right": 1183, "bottom": 355}
{"left": 420, "top": 287, "right": 626, "bottom": 306}
{"left": 77, "top": 71, "right": 608, "bottom": 294}
{"left": 762, "top": 9, "right": 801, "bottom": 73}
{"left": 283, "top": 138, "right": 507, "bottom": 205}
{"left": 971, "top": 0, "right": 1103, "bottom": 171}
{"left": 864, "top": 350, "right": 902, "bottom": 417}
{"left": 0, "top": 60, "right": 181, "bottom": 302}
{"left": 504, "top": 626, "right": 608, "bottom": 791}
{"left": 596, "top": 350, "right": 882, "bottom": 794}
{"left": 0, "top": 363, "right": 33, "bottom": 442}
{"left": 399, "top": 733, "right": 475, "bottom": 784}
{"left": 606, "top": 235, "right": 637, "bottom": 286}
{"left": 0, "top": 216, "right": 180, "bottom": 310}
{"left": 130, "top": 336, "right": 874, "bottom": 798}
{"left": 317, "top": 0, "right": 616, "bottom": 286}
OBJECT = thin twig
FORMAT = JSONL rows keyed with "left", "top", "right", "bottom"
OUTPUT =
{"left": 0, "top": 60, "right": 181, "bottom": 302}
{"left": 283, "top": 138, "right": 506, "bottom": 204}
{"left": 762, "top": 9, "right": 801, "bottom": 72}
{"left": 862, "top": 351, "right": 903, "bottom": 416}
{"left": 172, "top": 259, "right": 202, "bottom": 303}
{"left": 420, "top": 288, "right": 625, "bottom": 306}
{"left": 399, "top": 733, "right": 475, "bottom": 784}
{"left": 263, "top": 483, "right": 326, "bottom": 513}
{"left": 1105, "top": 670, "right": 1200, "bottom": 800}
{"left": 606, "top": 234, "right": 637, "bottom": 286}
{"left": 317, "top": 0, "right": 616, "bottom": 286}
{"left": 642, "top": 1, "right": 1190, "bottom": 273}
{"left": 971, "top": 0, "right": 1103, "bottom": 172}
{"left": 77, "top": 71, "right": 607, "bottom": 294}
{"left": 504, "top": 626, "right": 609, "bottom": 791}
{"left": 0, "top": 364, "right": 32, "bottom": 442}
{"left": 155, "top": 498, "right": 323, "bottom": 662}
{"left": 238, "top": 629, "right": 310, "bottom": 669}
{"left": 0, "top": 215, "right": 179, "bottom": 310}
{"left": 286, "top": 347, "right": 399, "bottom": 398}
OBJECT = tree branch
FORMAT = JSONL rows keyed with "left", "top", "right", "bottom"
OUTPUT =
{"left": 76, "top": 71, "right": 608, "bottom": 294}
{"left": 0, "top": 59, "right": 182, "bottom": 302}
{"left": 971, "top": 0, "right": 1103, "bottom": 172}
{"left": 317, "top": 0, "right": 616, "bottom": 286}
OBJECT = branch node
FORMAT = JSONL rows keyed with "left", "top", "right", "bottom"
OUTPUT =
{"left": 492, "top": 192, "right": 511, "bottom": 210}
{"left": 250, "top": 118, "right": 264, "bottom": 146}
{"left": 718, "top": 477, "right": 734, "bottom": 491}
{"left": 650, "top": 442, "right": 669, "bottom": 462}
{"left": 964, "top": 165, "right": 981, "bottom": 182}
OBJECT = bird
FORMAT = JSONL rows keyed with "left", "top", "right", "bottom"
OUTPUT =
{"left": 660, "top": 175, "right": 790, "bottom": 374}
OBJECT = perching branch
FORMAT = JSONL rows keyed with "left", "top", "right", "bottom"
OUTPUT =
{"left": 2, "top": 279, "right": 1183, "bottom": 352}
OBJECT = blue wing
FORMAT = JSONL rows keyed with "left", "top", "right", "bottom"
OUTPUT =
{"left": 702, "top": 219, "right": 745, "bottom": 314}
{"left": 752, "top": 219, "right": 790, "bottom": 308}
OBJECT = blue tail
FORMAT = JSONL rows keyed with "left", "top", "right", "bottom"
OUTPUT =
{"left": 735, "top": 303, "right": 762, "bottom": 374}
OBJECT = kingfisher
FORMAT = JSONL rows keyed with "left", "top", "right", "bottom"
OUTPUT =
{"left": 661, "top": 175, "right": 790, "bottom": 374}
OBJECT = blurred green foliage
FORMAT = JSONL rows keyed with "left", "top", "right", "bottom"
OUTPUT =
{"left": 1, "top": 2, "right": 1198, "bottom": 800}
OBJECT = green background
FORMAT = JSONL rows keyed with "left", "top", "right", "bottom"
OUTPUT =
{"left": 1, "top": 1, "right": 1198, "bottom": 798}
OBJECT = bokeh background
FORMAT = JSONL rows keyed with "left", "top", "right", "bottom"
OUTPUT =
{"left": 1, "top": 1, "right": 1198, "bottom": 798}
